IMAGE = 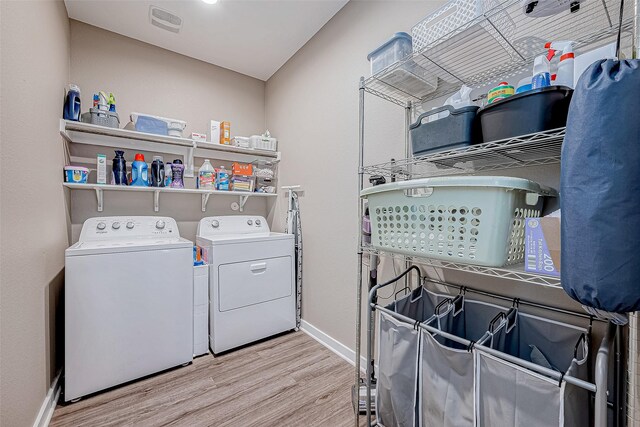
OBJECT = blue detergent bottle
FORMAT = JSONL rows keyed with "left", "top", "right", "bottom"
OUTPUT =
{"left": 63, "top": 84, "right": 81, "bottom": 121}
{"left": 130, "top": 153, "right": 149, "bottom": 186}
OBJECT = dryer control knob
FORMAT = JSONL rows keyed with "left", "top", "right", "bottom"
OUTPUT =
{"left": 97, "top": 222, "right": 106, "bottom": 231}
{"left": 255, "top": 219, "right": 261, "bottom": 226}
{"left": 247, "top": 219, "right": 253, "bottom": 226}
{"left": 155, "top": 220, "right": 166, "bottom": 230}
{"left": 112, "top": 222, "right": 121, "bottom": 230}
{"left": 126, "top": 222, "right": 135, "bottom": 229}
{"left": 211, "top": 220, "right": 219, "bottom": 228}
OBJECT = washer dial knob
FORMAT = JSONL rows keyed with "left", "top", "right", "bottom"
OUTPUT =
{"left": 155, "top": 220, "right": 166, "bottom": 230}
{"left": 247, "top": 219, "right": 253, "bottom": 226}
{"left": 255, "top": 219, "right": 261, "bottom": 226}
{"left": 126, "top": 222, "right": 135, "bottom": 229}
{"left": 211, "top": 220, "right": 220, "bottom": 228}
{"left": 97, "top": 222, "right": 106, "bottom": 231}
{"left": 112, "top": 222, "right": 121, "bottom": 230}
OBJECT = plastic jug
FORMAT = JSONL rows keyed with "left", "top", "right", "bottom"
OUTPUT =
{"left": 169, "top": 159, "right": 185, "bottom": 189}
{"left": 151, "top": 156, "right": 165, "bottom": 187}
{"left": 130, "top": 153, "right": 149, "bottom": 186}
{"left": 63, "top": 84, "right": 81, "bottom": 121}
{"left": 198, "top": 159, "right": 215, "bottom": 190}
{"left": 111, "top": 150, "right": 128, "bottom": 185}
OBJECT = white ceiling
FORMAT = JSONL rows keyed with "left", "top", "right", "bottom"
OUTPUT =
{"left": 64, "top": 0, "right": 348, "bottom": 81}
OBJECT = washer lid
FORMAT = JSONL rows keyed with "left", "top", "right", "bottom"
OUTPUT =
{"left": 198, "top": 232, "right": 293, "bottom": 245}
{"left": 66, "top": 237, "right": 193, "bottom": 256}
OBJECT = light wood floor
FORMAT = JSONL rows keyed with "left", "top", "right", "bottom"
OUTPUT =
{"left": 51, "top": 331, "right": 367, "bottom": 427}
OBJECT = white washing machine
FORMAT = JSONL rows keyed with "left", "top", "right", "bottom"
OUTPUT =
{"left": 196, "top": 215, "right": 296, "bottom": 354}
{"left": 65, "top": 216, "right": 193, "bottom": 402}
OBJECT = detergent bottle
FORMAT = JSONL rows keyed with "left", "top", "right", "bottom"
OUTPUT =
{"left": 545, "top": 41, "right": 575, "bottom": 88}
{"left": 130, "top": 153, "right": 149, "bottom": 186}
{"left": 63, "top": 84, "right": 81, "bottom": 121}
{"left": 532, "top": 55, "right": 551, "bottom": 89}
{"left": 169, "top": 159, "right": 185, "bottom": 189}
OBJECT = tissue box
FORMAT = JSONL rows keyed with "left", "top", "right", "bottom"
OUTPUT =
{"left": 525, "top": 217, "right": 560, "bottom": 277}
{"left": 191, "top": 132, "right": 207, "bottom": 143}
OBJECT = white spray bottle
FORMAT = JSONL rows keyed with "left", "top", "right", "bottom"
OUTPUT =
{"left": 545, "top": 41, "right": 575, "bottom": 88}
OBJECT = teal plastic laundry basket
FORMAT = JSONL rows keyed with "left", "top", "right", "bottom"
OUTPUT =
{"left": 360, "top": 177, "right": 557, "bottom": 267}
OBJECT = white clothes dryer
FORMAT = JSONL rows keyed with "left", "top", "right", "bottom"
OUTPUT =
{"left": 196, "top": 216, "right": 296, "bottom": 354}
{"left": 65, "top": 216, "right": 193, "bottom": 401}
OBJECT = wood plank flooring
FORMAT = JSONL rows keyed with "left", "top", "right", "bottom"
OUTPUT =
{"left": 50, "top": 331, "right": 367, "bottom": 427}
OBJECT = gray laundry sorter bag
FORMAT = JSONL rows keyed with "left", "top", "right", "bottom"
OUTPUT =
{"left": 419, "top": 299, "right": 508, "bottom": 427}
{"left": 377, "top": 287, "right": 444, "bottom": 427}
{"left": 419, "top": 329, "right": 475, "bottom": 427}
{"left": 476, "top": 314, "right": 590, "bottom": 427}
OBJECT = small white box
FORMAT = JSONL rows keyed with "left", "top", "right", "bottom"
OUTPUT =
{"left": 191, "top": 132, "right": 207, "bottom": 144}
{"left": 233, "top": 136, "right": 251, "bottom": 149}
{"left": 210, "top": 120, "right": 220, "bottom": 144}
{"left": 97, "top": 154, "right": 107, "bottom": 184}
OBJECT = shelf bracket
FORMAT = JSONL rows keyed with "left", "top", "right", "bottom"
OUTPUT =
{"left": 154, "top": 190, "right": 160, "bottom": 212}
{"left": 238, "top": 195, "right": 249, "bottom": 212}
{"left": 94, "top": 188, "right": 104, "bottom": 212}
{"left": 202, "top": 193, "right": 211, "bottom": 212}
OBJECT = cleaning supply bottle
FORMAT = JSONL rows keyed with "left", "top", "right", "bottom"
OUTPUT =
{"left": 151, "top": 156, "right": 165, "bottom": 187}
{"left": 130, "top": 153, "right": 149, "bottom": 186}
{"left": 216, "top": 166, "right": 229, "bottom": 191}
{"left": 111, "top": 150, "right": 128, "bottom": 185}
{"left": 63, "top": 84, "right": 81, "bottom": 121}
{"left": 165, "top": 163, "right": 172, "bottom": 187}
{"left": 545, "top": 41, "right": 575, "bottom": 88}
{"left": 532, "top": 55, "right": 551, "bottom": 89}
{"left": 169, "top": 159, "right": 184, "bottom": 189}
{"left": 198, "top": 159, "right": 215, "bottom": 190}
{"left": 108, "top": 93, "right": 117, "bottom": 112}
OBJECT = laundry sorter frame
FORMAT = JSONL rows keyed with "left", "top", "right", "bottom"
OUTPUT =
{"left": 354, "top": 0, "right": 640, "bottom": 425}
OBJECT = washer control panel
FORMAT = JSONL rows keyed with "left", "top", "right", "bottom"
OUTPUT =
{"left": 80, "top": 216, "right": 180, "bottom": 241}
{"left": 197, "top": 215, "right": 269, "bottom": 237}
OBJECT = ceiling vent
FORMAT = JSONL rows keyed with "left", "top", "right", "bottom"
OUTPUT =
{"left": 149, "top": 6, "right": 182, "bottom": 33}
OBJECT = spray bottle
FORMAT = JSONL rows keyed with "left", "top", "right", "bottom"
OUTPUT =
{"left": 532, "top": 55, "right": 551, "bottom": 89}
{"left": 545, "top": 41, "right": 575, "bottom": 88}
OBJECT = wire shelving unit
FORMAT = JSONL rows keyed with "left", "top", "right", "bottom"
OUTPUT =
{"left": 354, "top": 0, "right": 640, "bottom": 425}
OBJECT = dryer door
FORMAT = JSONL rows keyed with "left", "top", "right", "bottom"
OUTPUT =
{"left": 218, "top": 256, "right": 293, "bottom": 312}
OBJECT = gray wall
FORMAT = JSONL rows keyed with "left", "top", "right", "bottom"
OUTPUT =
{"left": 0, "top": 1, "right": 71, "bottom": 425}
{"left": 68, "top": 21, "right": 271, "bottom": 242}
{"left": 266, "top": 0, "right": 446, "bottom": 351}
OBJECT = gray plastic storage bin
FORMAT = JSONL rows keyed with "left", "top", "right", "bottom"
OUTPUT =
{"left": 361, "top": 177, "right": 557, "bottom": 267}
{"left": 81, "top": 108, "right": 120, "bottom": 128}
{"left": 410, "top": 106, "right": 482, "bottom": 155}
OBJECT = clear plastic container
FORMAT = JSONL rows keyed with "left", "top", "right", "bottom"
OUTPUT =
{"left": 368, "top": 32, "right": 413, "bottom": 75}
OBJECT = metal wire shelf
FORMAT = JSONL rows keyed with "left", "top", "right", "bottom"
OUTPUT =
{"left": 362, "top": 127, "right": 565, "bottom": 179}
{"left": 361, "top": 245, "right": 561, "bottom": 288}
{"left": 364, "top": 0, "right": 635, "bottom": 109}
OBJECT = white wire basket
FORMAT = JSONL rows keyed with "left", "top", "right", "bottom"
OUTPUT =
{"left": 411, "top": 0, "right": 515, "bottom": 54}
{"left": 361, "top": 177, "right": 557, "bottom": 267}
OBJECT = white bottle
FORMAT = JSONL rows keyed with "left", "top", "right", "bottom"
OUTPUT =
{"left": 546, "top": 41, "right": 575, "bottom": 88}
{"left": 198, "top": 159, "right": 215, "bottom": 190}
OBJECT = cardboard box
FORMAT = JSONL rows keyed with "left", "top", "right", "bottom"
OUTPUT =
{"left": 232, "top": 162, "right": 253, "bottom": 176}
{"left": 209, "top": 120, "right": 220, "bottom": 144}
{"left": 220, "top": 121, "right": 231, "bottom": 145}
{"left": 525, "top": 217, "right": 560, "bottom": 277}
{"left": 191, "top": 132, "right": 207, "bottom": 143}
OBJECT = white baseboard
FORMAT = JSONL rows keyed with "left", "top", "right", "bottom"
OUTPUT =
{"left": 33, "top": 370, "right": 61, "bottom": 427}
{"left": 300, "top": 320, "right": 367, "bottom": 372}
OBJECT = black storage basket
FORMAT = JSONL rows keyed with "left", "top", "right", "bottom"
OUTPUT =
{"left": 410, "top": 105, "right": 482, "bottom": 156}
{"left": 477, "top": 86, "right": 573, "bottom": 143}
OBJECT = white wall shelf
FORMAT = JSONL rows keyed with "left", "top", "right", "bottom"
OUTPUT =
{"left": 63, "top": 183, "right": 276, "bottom": 213}
{"left": 60, "top": 120, "right": 280, "bottom": 178}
